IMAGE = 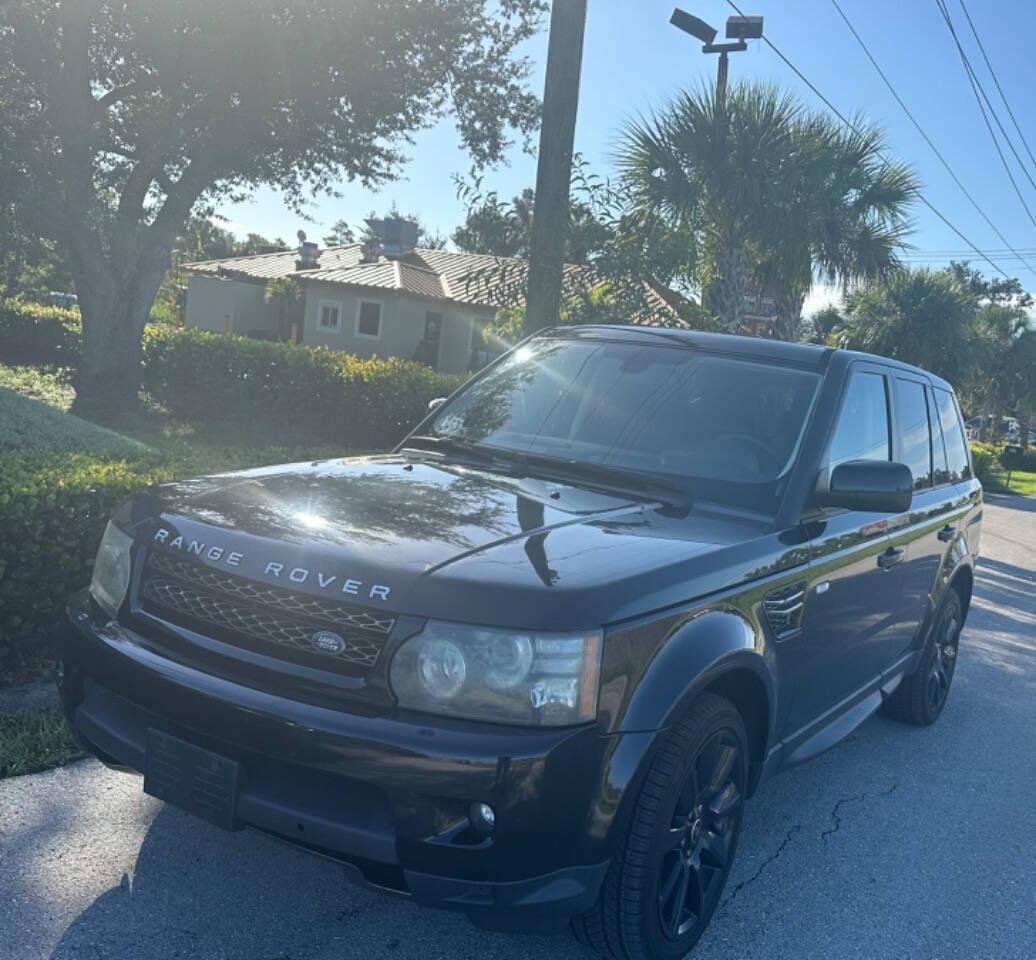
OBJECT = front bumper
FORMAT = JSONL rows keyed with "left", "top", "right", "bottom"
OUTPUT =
{"left": 60, "top": 591, "right": 622, "bottom": 923}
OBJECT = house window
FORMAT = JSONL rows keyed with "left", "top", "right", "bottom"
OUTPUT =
{"left": 355, "top": 300, "right": 382, "bottom": 340}
{"left": 318, "top": 299, "right": 341, "bottom": 331}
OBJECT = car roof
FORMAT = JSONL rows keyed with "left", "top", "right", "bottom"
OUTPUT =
{"left": 541, "top": 325, "right": 955, "bottom": 392}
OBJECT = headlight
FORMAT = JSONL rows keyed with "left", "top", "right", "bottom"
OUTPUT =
{"left": 389, "top": 621, "right": 603, "bottom": 726}
{"left": 89, "top": 521, "right": 133, "bottom": 618}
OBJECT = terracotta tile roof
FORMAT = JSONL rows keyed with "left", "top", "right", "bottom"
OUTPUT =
{"left": 184, "top": 244, "right": 684, "bottom": 324}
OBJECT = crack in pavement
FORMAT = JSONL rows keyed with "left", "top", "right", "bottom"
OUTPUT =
{"left": 821, "top": 782, "right": 899, "bottom": 846}
{"left": 719, "top": 824, "right": 803, "bottom": 910}
{"left": 718, "top": 780, "right": 902, "bottom": 913}
{"left": 820, "top": 794, "right": 861, "bottom": 845}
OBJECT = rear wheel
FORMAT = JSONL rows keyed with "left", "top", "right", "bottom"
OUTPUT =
{"left": 573, "top": 693, "right": 748, "bottom": 960}
{"left": 885, "top": 589, "right": 962, "bottom": 726}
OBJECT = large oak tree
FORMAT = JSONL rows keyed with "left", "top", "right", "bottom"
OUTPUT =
{"left": 0, "top": 0, "right": 545, "bottom": 410}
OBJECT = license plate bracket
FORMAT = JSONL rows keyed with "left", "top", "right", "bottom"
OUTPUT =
{"left": 144, "top": 729, "right": 240, "bottom": 831}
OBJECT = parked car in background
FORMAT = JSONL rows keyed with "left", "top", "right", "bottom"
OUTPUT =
{"left": 60, "top": 327, "right": 981, "bottom": 958}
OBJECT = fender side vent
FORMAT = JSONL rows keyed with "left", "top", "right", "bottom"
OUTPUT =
{"left": 763, "top": 581, "right": 807, "bottom": 640}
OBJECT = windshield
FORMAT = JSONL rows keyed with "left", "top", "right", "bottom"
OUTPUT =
{"left": 429, "top": 338, "right": 821, "bottom": 513}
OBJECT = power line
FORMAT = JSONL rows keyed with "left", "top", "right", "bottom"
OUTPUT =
{"left": 956, "top": 0, "right": 1036, "bottom": 178}
{"left": 935, "top": 0, "right": 1036, "bottom": 231}
{"left": 826, "top": 0, "right": 1036, "bottom": 281}
{"left": 719, "top": 0, "right": 1012, "bottom": 280}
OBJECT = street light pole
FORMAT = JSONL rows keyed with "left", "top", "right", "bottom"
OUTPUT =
{"left": 669, "top": 8, "right": 762, "bottom": 105}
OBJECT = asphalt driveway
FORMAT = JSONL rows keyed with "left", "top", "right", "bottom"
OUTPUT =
{"left": 2, "top": 495, "right": 1034, "bottom": 960}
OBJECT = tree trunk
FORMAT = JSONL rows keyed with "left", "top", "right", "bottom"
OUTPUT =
{"left": 523, "top": 0, "right": 588, "bottom": 335}
{"left": 71, "top": 244, "right": 169, "bottom": 415}
{"left": 773, "top": 286, "right": 808, "bottom": 342}
{"left": 709, "top": 240, "right": 746, "bottom": 332}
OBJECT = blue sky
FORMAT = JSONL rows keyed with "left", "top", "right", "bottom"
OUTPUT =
{"left": 219, "top": 0, "right": 1036, "bottom": 300}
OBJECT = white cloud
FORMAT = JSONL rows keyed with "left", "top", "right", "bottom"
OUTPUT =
{"left": 802, "top": 282, "right": 842, "bottom": 317}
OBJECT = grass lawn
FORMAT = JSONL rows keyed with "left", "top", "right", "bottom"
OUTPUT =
{"left": 984, "top": 468, "right": 1036, "bottom": 497}
{"left": 0, "top": 709, "right": 84, "bottom": 780}
{"left": 0, "top": 362, "right": 351, "bottom": 476}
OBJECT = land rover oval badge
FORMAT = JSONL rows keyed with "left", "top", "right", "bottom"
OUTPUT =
{"left": 311, "top": 630, "right": 346, "bottom": 655}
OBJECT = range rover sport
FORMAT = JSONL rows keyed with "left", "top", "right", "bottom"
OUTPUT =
{"left": 60, "top": 326, "right": 981, "bottom": 959}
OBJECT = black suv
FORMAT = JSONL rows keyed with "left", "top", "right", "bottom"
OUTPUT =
{"left": 61, "top": 327, "right": 981, "bottom": 958}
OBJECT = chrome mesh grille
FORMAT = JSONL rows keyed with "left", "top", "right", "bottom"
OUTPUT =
{"left": 140, "top": 551, "right": 393, "bottom": 669}
{"left": 762, "top": 581, "right": 807, "bottom": 640}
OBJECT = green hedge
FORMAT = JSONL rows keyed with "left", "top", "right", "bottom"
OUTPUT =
{"left": 141, "top": 326, "right": 467, "bottom": 447}
{"left": 0, "top": 453, "right": 169, "bottom": 685}
{"left": 0, "top": 299, "right": 81, "bottom": 365}
{"left": 971, "top": 439, "right": 1036, "bottom": 478}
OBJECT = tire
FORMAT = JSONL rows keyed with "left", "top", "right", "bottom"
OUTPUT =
{"left": 885, "top": 589, "right": 962, "bottom": 726}
{"left": 573, "top": 693, "right": 748, "bottom": 960}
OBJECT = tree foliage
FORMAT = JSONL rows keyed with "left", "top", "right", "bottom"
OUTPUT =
{"left": 616, "top": 82, "right": 915, "bottom": 335}
{"left": 823, "top": 263, "right": 1035, "bottom": 440}
{"left": 0, "top": 0, "right": 546, "bottom": 409}
{"left": 452, "top": 184, "right": 610, "bottom": 264}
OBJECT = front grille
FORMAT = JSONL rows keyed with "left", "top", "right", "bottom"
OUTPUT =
{"left": 140, "top": 551, "right": 394, "bottom": 670}
{"left": 762, "top": 581, "right": 807, "bottom": 640}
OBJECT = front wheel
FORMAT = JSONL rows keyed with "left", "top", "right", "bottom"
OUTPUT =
{"left": 573, "top": 693, "right": 748, "bottom": 960}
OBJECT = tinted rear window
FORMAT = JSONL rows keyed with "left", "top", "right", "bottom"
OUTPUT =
{"left": 896, "top": 378, "right": 932, "bottom": 489}
{"left": 933, "top": 389, "right": 971, "bottom": 482}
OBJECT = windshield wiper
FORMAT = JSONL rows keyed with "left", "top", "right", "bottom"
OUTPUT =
{"left": 401, "top": 435, "right": 517, "bottom": 471}
{"left": 506, "top": 451, "right": 691, "bottom": 509}
{"left": 402, "top": 436, "right": 689, "bottom": 509}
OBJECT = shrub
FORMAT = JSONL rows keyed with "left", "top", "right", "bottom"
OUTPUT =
{"left": 970, "top": 439, "right": 1036, "bottom": 480}
{"left": 970, "top": 445, "right": 997, "bottom": 488}
{"left": 141, "top": 326, "right": 467, "bottom": 448}
{"left": 0, "top": 453, "right": 169, "bottom": 685}
{"left": 0, "top": 299, "right": 81, "bottom": 364}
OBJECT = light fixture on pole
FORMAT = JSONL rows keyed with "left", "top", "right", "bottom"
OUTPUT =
{"left": 670, "top": 8, "right": 763, "bottom": 100}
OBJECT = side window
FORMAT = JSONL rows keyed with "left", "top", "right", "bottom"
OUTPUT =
{"left": 895, "top": 378, "right": 932, "bottom": 489}
{"left": 829, "top": 371, "right": 891, "bottom": 468}
{"left": 933, "top": 389, "right": 971, "bottom": 482}
{"left": 927, "top": 387, "right": 950, "bottom": 485}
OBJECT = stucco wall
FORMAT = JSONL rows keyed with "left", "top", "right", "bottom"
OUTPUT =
{"left": 300, "top": 280, "right": 493, "bottom": 373}
{"left": 184, "top": 276, "right": 282, "bottom": 336}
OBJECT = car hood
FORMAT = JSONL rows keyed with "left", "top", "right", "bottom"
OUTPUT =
{"left": 128, "top": 456, "right": 806, "bottom": 629}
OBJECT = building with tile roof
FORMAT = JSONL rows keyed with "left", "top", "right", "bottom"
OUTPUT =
{"left": 183, "top": 238, "right": 682, "bottom": 374}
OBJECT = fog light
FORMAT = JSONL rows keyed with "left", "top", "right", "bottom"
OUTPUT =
{"left": 470, "top": 801, "right": 495, "bottom": 835}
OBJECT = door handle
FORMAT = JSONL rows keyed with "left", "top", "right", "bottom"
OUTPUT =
{"left": 877, "top": 547, "right": 905, "bottom": 570}
{"left": 937, "top": 525, "right": 956, "bottom": 542}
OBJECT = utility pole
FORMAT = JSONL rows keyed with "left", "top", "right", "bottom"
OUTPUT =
{"left": 523, "top": 0, "right": 589, "bottom": 336}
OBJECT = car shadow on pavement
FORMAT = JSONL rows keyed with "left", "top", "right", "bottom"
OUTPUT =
{"left": 48, "top": 800, "right": 588, "bottom": 960}
{"left": 983, "top": 491, "right": 1036, "bottom": 514}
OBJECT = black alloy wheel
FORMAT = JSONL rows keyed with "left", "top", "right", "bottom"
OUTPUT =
{"left": 573, "top": 692, "right": 748, "bottom": 960}
{"left": 885, "top": 588, "right": 963, "bottom": 726}
{"left": 656, "top": 730, "right": 742, "bottom": 940}
{"left": 925, "top": 598, "right": 960, "bottom": 715}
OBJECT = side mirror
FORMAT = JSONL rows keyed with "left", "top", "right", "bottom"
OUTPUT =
{"left": 816, "top": 460, "right": 913, "bottom": 514}
{"left": 427, "top": 397, "right": 446, "bottom": 412}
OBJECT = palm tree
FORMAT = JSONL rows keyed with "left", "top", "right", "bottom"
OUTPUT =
{"left": 617, "top": 82, "right": 802, "bottom": 331}
{"left": 830, "top": 267, "right": 978, "bottom": 386}
{"left": 759, "top": 115, "right": 917, "bottom": 339}
{"left": 616, "top": 82, "right": 916, "bottom": 336}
